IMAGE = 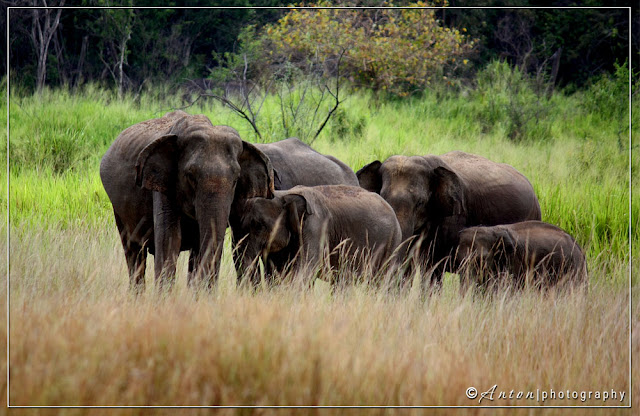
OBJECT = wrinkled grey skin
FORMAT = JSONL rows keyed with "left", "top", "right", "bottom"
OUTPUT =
{"left": 230, "top": 138, "right": 359, "bottom": 281}
{"left": 456, "top": 221, "right": 588, "bottom": 293}
{"left": 255, "top": 138, "right": 359, "bottom": 189}
{"left": 100, "top": 111, "right": 274, "bottom": 292}
{"left": 357, "top": 151, "right": 541, "bottom": 292}
{"left": 235, "top": 185, "right": 402, "bottom": 287}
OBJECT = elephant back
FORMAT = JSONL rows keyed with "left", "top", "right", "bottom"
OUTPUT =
{"left": 256, "top": 138, "right": 358, "bottom": 189}
{"left": 440, "top": 151, "right": 541, "bottom": 226}
{"left": 103, "top": 111, "right": 211, "bottom": 164}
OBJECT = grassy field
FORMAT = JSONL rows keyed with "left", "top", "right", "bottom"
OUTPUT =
{"left": 3, "top": 81, "right": 638, "bottom": 413}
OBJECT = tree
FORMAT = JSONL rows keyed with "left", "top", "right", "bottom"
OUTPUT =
{"left": 185, "top": 24, "right": 345, "bottom": 143}
{"left": 440, "top": 1, "right": 635, "bottom": 89}
{"left": 263, "top": 1, "right": 475, "bottom": 96}
{"left": 87, "top": 2, "right": 135, "bottom": 98}
{"left": 27, "top": 0, "right": 65, "bottom": 92}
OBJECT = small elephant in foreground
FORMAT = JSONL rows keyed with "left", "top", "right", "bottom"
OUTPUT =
{"left": 231, "top": 138, "right": 359, "bottom": 279}
{"left": 235, "top": 185, "right": 402, "bottom": 288}
{"left": 456, "top": 221, "right": 588, "bottom": 293}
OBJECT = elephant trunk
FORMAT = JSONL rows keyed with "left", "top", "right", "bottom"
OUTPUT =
{"left": 394, "top": 209, "right": 416, "bottom": 243}
{"left": 195, "top": 192, "right": 233, "bottom": 288}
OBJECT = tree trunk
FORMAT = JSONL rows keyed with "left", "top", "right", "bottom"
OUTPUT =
{"left": 75, "top": 35, "right": 88, "bottom": 87}
{"left": 117, "top": 32, "right": 130, "bottom": 99}
{"left": 30, "top": 1, "right": 64, "bottom": 93}
{"left": 547, "top": 47, "right": 562, "bottom": 98}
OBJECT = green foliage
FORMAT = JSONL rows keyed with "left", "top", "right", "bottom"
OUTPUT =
{"left": 209, "top": 25, "right": 265, "bottom": 87}
{"left": 438, "top": 3, "right": 633, "bottom": 89}
{"left": 6, "top": 83, "right": 174, "bottom": 174}
{"left": 262, "top": 1, "right": 475, "bottom": 96}
{"left": 329, "top": 106, "right": 367, "bottom": 141}
{"left": 582, "top": 60, "right": 631, "bottom": 121}
{"left": 473, "top": 60, "right": 552, "bottom": 141}
{"left": 6, "top": 79, "right": 636, "bottom": 280}
{"left": 6, "top": 5, "right": 633, "bottom": 93}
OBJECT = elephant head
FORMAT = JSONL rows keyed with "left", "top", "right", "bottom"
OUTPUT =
{"left": 237, "top": 192, "right": 313, "bottom": 282}
{"left": 135, "top": 114, "right": 274, "bottom": 285}
{"left": 357, "top": 155, "right": 466, "bottom": 243}
{"left": 456, "top": 226, "right": 516, "bottom": 292}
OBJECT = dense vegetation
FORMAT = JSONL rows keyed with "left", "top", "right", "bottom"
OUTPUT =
{"left": 4, "top": 77, "right": 637, "bottom": 406}
{"left": 4, "top": 2, "right": 636, "bottom": 94}
{"left": 5, "top": 57, "right": 637, "bottom": 278}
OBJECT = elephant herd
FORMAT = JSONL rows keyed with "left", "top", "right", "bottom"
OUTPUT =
{"left": 100, "top": 111, "right": 587, "bottom": 295}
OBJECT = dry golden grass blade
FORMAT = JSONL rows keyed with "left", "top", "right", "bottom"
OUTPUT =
{"left": 6, "top": 224, "right": 634, "bottom": 411}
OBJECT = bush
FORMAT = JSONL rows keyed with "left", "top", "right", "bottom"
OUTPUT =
{"left": 581, "top": 60, "right": 635, "bottom": 150}
{"left": 582, "top": 60, "right": 631, "bottom": 121}
{"left": 473, "top": 60, "right": 552, "bottom": 141}
{"left": 262, "top": 1, "right": 475, "bottom": 96}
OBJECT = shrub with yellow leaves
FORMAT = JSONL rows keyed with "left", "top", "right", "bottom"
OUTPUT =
{"left": 262, "top": 1, "right": 475, "bottom": 95}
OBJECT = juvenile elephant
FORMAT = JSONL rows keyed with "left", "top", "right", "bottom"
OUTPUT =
{"left": 357, "top": 151, "right": 541, "bottom": 292}
{"left": 234, "top": 185, "right": 402, "bottom": 287}
{"left": 455, "top": 221, "right": 588, "bottom": 292}
{"left": 230, "top": 138, "right": 359, "bottom": 280}
{"left": 100, "top": 111, "right": 274, "bottom": 292}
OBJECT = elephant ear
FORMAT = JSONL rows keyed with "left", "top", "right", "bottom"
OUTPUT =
{"left": 236, "top": 141, "right": 275, "bottom": 201}
{"left": 356, "top": 160, "right": 383, "bottom": 193}
{"left": 272, "top": 169, "right": 283, "bottom": 190}
{"left": 494, "top": 228, "right": 516, "bottom": 253}
{"left": 432, "top": 166, "right": 465, "bottom": 217}
{"left": 135, "top": 134, "right": 178, "bottom": 193}
{"left": 492, "top": 227, "right": 516, "bottom": 268}
{"left": 282, "top": 193, "right": 313, "bottom": 244}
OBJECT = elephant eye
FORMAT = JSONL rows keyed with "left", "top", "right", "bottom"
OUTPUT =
{"left": 185, "top": 171, "right": 196, "bottom": 188}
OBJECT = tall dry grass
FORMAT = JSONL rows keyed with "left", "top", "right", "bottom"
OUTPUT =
{"left": 5, "top": 82, "right": 636, "bottom": 414}
{"left": 5, "top": 224, "right": 635, "bottom": 413}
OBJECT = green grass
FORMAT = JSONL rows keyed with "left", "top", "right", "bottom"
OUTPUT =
{"left": 5, "top": 83, "right": 636, "bottom": 281}
{"left": 4, "top": 82, "right": 636, "bottom": 408}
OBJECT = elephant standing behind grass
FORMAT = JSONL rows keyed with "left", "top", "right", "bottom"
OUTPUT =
{"left": 234, "top": 185, "right": 403, "bottom": 288}
{"left": 357, "top": 151, "right": 541, "bottom": 293}
{"left": 101, "top": 111, "right": 360, "bottom": 292}
{"left": 455, "top": 221, "right": 588, "bottom": 293}
{"left": 100, "top": 111, "right": 274, "bottom": 292}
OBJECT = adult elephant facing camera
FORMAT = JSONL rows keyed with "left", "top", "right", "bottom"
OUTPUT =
{"left": 100, "top": 110, "right": 274, "bottom": 292}
{"left": 356, "top": 151, "right": 541, "bottom": 292}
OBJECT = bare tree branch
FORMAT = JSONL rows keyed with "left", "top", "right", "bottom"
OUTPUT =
{"left": 28, "top": 0, "right": 65, "bottom": 92}
{"left": 311, "top": 48, "right": 346, "bottom": 143}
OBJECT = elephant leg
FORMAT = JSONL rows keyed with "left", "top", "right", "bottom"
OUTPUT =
{"left": 301, "top": 242, "right": 323, "bottom": 290}
{"left": 231, "top": 230, "right": 252, "bottom": 287}
{"left": 187, "top": 247, "right": 199, "bottom": 289}
{"left": 420, "top": 258, "right": 446, "bottom": 299}
{"left": 126, "top": 242, "right": 147, "bottom": 294}
{"left": 231, "top": 235, "right": 244, "bottom": 285}
{"left": 389, "top": 238, "right": 418, "bottom": 294}
{"left": 115, "top": 213, "right": 147, "bottom": 294}
{"left": 152, "top": 191, "right": 182, "bottom": 291}
{"left": 116, "top": 226, "right": 147, "bottom": 295}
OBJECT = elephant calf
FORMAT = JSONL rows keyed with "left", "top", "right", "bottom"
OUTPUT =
{"left": 456, "top": 221, "right": 587, "bottom": 293}
{"left": 235, "top": 185, "right": 402, "bottom": 287}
